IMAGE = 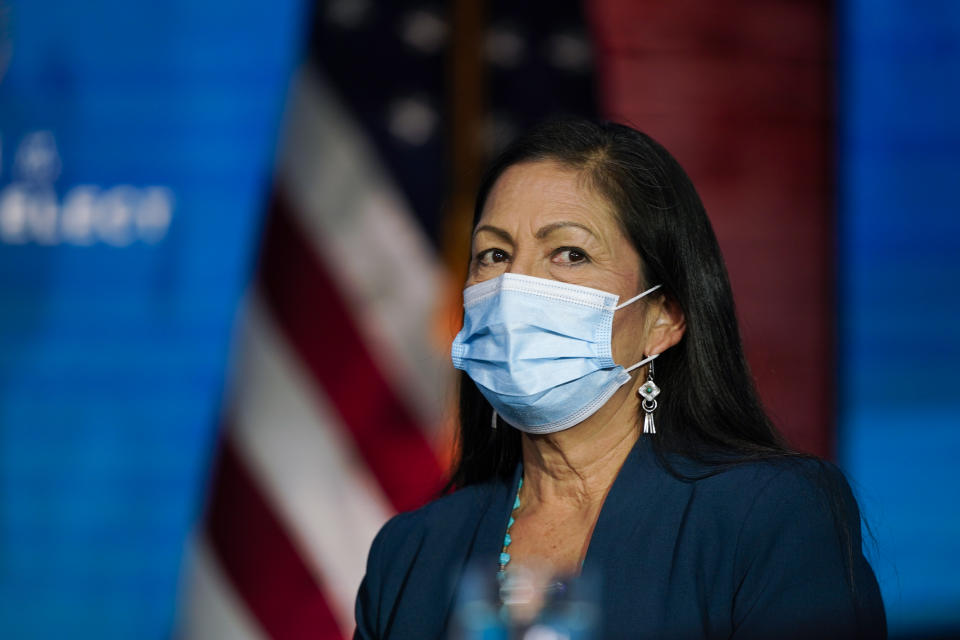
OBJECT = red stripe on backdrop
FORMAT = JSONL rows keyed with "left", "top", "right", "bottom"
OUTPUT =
{"left": 206, "top": 435, "right": 343, "bottom": 639}
{"left": 258, "top": 190, "right": 445, "bottom": 512}
{"left": 589, "top": 0, "right": 834, "bottom": 456}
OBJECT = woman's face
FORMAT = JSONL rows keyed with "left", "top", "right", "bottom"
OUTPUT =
{"left": 469, "top": 160, "right": 653, "bottom": 367}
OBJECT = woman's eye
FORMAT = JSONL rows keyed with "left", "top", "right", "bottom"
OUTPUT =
{"left": 553, "top": 247, "right": 589, "bottom": 264}
{"left": 477, "top": 248, "right": 510, "bottom": 266}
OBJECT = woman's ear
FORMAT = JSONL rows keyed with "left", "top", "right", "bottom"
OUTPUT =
{"left": 644, "top": 296, "right": 686, "bottom": 357}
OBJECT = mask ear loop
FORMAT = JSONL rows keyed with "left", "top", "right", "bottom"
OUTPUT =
{"left": 617, "top": 283, "right": 663, "bottom": 374}
{"left": 625, "top": 352, "right": 658, "bottom": 373}
{"left": 614, "top": 284, "right": 662, "bottom": 311}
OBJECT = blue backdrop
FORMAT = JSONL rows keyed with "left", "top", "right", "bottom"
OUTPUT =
{"left": 838, "top": 1, "right": 960, "bottom": 636}
{"left": 0, "top": 0, "right": 308, "bottom": 637}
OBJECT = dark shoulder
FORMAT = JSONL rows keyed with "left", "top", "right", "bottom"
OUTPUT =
{"left": 655, "top": 450, "right": 863, "bottom": 550}
{"left": 371, "top": 481, "right": 498, "bottom": 552}
{"left": 357, "top": 482, "right": 499, "bottom": 635}
{"left": 687, "top": 456, "right": 886, "bottom": 637}
{"left": 681, "top": 454, "right": 863, "bottom": 565}
{"left": 672, "top": 451, "right": 855, "bottom": 516}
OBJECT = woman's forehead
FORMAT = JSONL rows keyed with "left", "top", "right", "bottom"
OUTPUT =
{"left": 478, "top": 160, "right": 618, "bottom": 232}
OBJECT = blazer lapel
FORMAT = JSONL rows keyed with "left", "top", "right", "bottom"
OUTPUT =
{"left": 387, "top": 465, "right": 520, "bottom": 638}
{"left": 581, "top": 435, "right": 699, "bottom": 636}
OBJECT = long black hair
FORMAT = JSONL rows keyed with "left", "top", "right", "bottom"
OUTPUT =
{"left": 448, "top": 119, "right": 794, "bottom": 489}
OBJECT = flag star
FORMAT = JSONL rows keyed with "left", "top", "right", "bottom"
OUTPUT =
{"left": 400, "top": 10, "right": 447, "bottom": 54}
{"left": 485, "top": 25, "right": 526, "bottom": 68}
{"left": 387, "top": 97, "right": 438, "bottom": 146}
{"left": 326, "top": 0, "right": 372, "bottom": 29}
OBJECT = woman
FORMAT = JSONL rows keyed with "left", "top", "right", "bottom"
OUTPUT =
{"left": 354, "top": 120, "right": 885, "bottom": 639}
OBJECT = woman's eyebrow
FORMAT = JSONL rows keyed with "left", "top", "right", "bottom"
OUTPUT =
{"left": 473, "top": 224, "right": 514, "bottom": 244}
{"left": 535, "top": 221, "right": 598, "bottom": 240}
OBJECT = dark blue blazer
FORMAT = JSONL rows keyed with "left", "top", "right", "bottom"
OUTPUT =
{"left": 354, "top": 436, "right": 885, "bottom": 639}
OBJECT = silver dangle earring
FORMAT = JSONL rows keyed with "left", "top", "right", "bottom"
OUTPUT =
{"left": 491, "top": 408, "right": 499, "bottom": 430}
{"left": 638, "top": 359, "right": 660, "bottom": 434}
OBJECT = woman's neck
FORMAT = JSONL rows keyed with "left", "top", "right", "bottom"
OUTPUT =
{"left": 519, "top": 385, "right": 641, "bottom": 510}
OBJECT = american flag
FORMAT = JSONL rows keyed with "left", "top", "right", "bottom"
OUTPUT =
{"left": 179, "top": 1, "right": 597, "bottom": 638}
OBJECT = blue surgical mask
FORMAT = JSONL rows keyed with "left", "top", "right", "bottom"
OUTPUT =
{"left": 451, "top": 273, "right": 661, "bottom": 434}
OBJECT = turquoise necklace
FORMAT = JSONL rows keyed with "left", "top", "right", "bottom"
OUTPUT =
{"left": 497, "top": 476, "right": 522, "bottom": 580}
{"left": 496, "top": 476, "right": 571, "bottom": 608}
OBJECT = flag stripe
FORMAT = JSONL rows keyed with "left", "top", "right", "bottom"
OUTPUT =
{"left": 277, "top": 67, "right": 452, "bottom": 434}
{"left": 177, "top": 536, "right": 270, "bottom": 640}
{"left": 258, "top": 192, "right": 445, "bottom": 512}
{"left": 205, "top": 436, "right": 343, "bottom": 640}
{"left": 229, "top": 294, "right": 392, "bottom": 631}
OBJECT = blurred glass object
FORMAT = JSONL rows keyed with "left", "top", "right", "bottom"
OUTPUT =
{"left": 451, "top": 563, "right": 599, "bottom": 640}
